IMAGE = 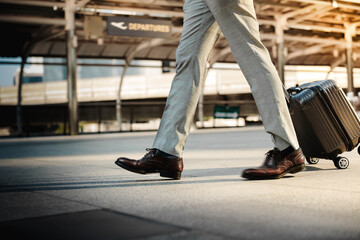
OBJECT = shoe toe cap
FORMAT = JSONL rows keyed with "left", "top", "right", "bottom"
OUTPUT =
{"left": 115, "top": 157, "right": 132, "bottom": 166}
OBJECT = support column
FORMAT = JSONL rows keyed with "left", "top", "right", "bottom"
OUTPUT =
{"left": 97, "top": 105, "right": 102, "bottom": 133}
{"left": 116, "top": 62, "right": 129, "bottom": 132}
{"left": 345, "top": 23, "right": 356, "bottom": 94}
{"left": 16, "top": 57, "right": 26, "bottom": 136}
{"left": 275, "top": 16, "right": 286, "bottom": 84}
{"left": 346, "top": 47, "right": 354, "bottom": 93}
{"left": 65, "top": 0, "right": 78, "bottom": 135}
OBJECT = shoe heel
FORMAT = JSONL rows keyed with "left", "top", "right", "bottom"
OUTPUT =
{"left": 290, "top": 164, "right": 306, "bottom": 174}
{"left": 160, "top": 170, "right": 181, "bottom": 180}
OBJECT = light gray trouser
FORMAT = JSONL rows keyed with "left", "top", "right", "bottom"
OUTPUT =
{"left": 153, "top": 0, "right": 299, "bottom": 157}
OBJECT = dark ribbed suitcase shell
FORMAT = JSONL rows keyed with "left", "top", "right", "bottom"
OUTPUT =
{"left": 288, "top": 80, "right": 360, "bottom": 160}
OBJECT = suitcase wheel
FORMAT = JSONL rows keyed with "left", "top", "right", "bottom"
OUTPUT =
{"left": 306, "top": 157, "right": 320, "bottom": 165}
{"left": 333, "top": 157, "right": 349, "bottom": 169}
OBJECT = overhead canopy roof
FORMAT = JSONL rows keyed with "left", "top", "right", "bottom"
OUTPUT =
{"left": 0, "top": 0, "right": 360, "bottom": 67}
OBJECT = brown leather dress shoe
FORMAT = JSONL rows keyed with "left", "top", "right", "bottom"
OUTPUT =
{"left": 115, "top": 148, "right": 184, "bottom": 180}
{"left": 242, "top": 148, "right": 306, "bottom": 180}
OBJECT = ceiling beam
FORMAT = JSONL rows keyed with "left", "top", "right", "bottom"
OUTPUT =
{"left": 286, "top": 43, "right": 333, "bottom": 60}
{"left": 258, "top": 19, "right": 347, "bottom": 34}
{"left": 342, "top": 0, "right": 360, "bottom": 4}
{"left": 287, "top": 22, "right": 345, "bottom": 33}
{"left": 283, "top": 4, "right": 323, "bottom": 19}
{"left": 288, "top": 6, "right": 334, "bottom": 24}
{"left": 1, "top": 0, "right": 359, "bottom": 15}
{"left": 125, "top": 37, "right": 180, "bottom": 63}
{"left": 80, "top": 4, "right": 185, "bottom": 17}
{"left": 261, "top": 33, "right": 360, "bottom": 47}
{"left": 290, "top": 0, "right": 360, "bottom": 11}
{"left": 98, "top": 0, "right": 184, "bottom": 7}
{"left": 0, "top": 15, "right": 65, "bottom": 25}
{"left": 0, "top": 0, "right": 65, "bottom": 8}
{"left": 0, "top": 15, "right": 83, "bottom": 27}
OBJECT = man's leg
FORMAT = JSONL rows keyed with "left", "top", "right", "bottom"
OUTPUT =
{"left": 115, "top": 0, "right": 221, "bottom": 179}
{"left": 203, "top": 0, "right": 305, "bottom": 179}
{"left": 204, "top": 0, "right": 298, "bottom": 151}
{"left": 152, "top": 0, "right": 221, "bottom": 157}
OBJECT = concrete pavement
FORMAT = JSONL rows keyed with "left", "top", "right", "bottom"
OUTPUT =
{"left": 0, "top": 126, "right": 359, "bottom": 240}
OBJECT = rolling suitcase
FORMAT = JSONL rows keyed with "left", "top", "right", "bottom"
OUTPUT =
{"left": 287, "top": 79, "right": 360, "bottom": 169}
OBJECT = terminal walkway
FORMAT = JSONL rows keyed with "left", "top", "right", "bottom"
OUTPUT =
{"left": 0, "top": 126, "right": 359, "bottom": 239}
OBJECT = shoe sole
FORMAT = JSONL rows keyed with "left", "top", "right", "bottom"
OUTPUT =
{"left": 242, "top": 164, "right": 306, "bottom": 180}
{"left": 115, "top": 160, "right": 182, "bottom": 180}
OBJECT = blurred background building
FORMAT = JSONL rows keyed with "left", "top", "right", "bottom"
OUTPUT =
{"left": 0, "top": 0, "right": 359, "bottom": 136}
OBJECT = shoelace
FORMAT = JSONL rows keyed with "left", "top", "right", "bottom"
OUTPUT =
{"left": 264, "top": 148, "right": 281, "bottom": 167}
{"left": 144, "top": 148, "right": 156, "bottom": 158}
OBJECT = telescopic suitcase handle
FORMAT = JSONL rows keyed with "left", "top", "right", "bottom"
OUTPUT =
{"left": 282, "top": 84, "right": 301, "bottom": 105}
{"left": 287, "top": 87, "right": 302, "bottom": 95}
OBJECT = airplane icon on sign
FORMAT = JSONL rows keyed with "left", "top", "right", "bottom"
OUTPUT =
{"left": 111, "top": 22, "right": 127, "bottom": 30}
